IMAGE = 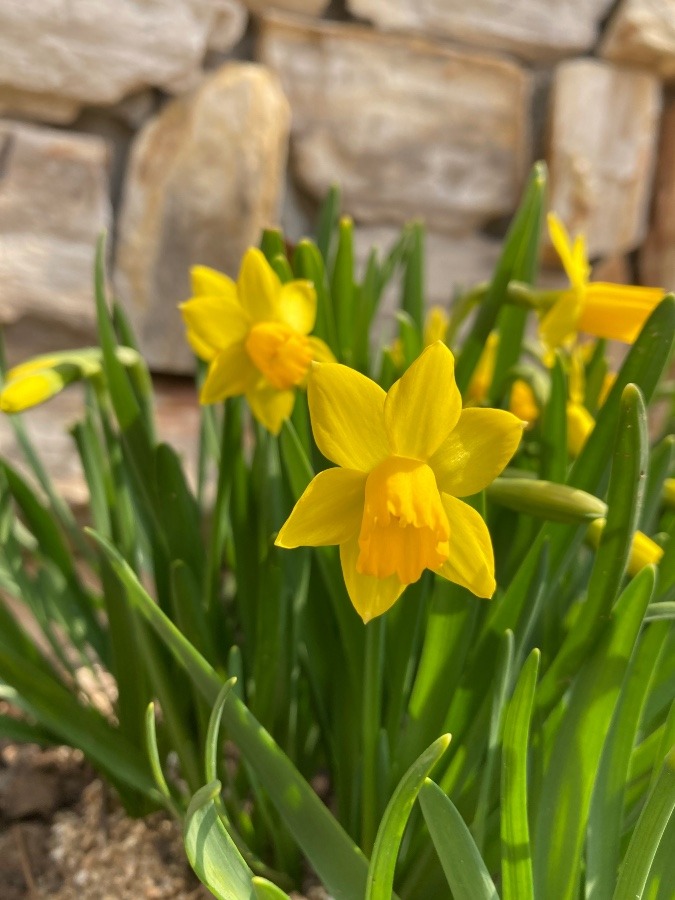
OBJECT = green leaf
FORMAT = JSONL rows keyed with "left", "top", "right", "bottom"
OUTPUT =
{"left": 251, "top": 877, "right": 291, "bottom": 899}
{"left": 418, "top": 778, "right": 499, "bottom": 900}
{"left": 316, "top": 184, "right": 340, "bottom": 263}
{"left": 332, "top": 216, "right": 356, "bottom": 363}
{"left": 366, "top": 735, "right": 450, "bottom": 900}
{"left": 401, "top": 222, "right": 424, "bottom": 331}
{"left": 587, "top": 621, "right": 671, "bottom": 900}
{"left": 533, "top": 566, "right": 655, "bottom": 900}
{"left": 86, "top": 528, "right": 371, "bottom": 900}
{"left": 613, "top": 746, "right": 675, "bottom": 900}
{"left": 540, "top": 355, "right": 568, "bottom": 483}
{"left": 184, "top": 781, "right": 255, "bottom": 900}
{"left": 501, "top": 648, "right": 540, "bottom": 900}
{"left": 455, "top": 161, "right": 546, "bottom": 393}
{"left": 538, "top": 383, "right": 648, "bottom": 714}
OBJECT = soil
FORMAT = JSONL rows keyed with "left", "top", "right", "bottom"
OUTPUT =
{"left": 0, "top": 743, "right": 329, "bottom": 900}
{"left": 0, "top": 742, "right": 209, "bottom": 899}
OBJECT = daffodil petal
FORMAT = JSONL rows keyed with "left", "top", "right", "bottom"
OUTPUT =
{"left": 237, "top": 248, "right": 281, "bottom": 322}
{"left": 436, "top": 495, "right": 496, "bottom": 598}
{"left": 429, "top": 408, "right": 524, "bottom": 497}
{"left": 191, "top": 265, "right": 237, "bottom": 298}
{"left": 339, "top": 535, "right": 405, "bottom": 623}
{"left": 308, "top": 363, "right": 389, "bottom": 472}
{"left": 246, "top": 384, "right": 295, "bottom": 435}
{"left": 279, "top": 280, "right": 317, "bottom": 334}
{"left": 579, "top": 284, "right": 665, "bottom": 343}
{"left": 0, "top": 369, "right": 66, "bottom": 413}
{"left": 539, "top": 291, "right": 582, "bottom": 353}
{"left": 276, "top": 468, "right": 366, "bottom": 548}
{"left": 307, "top": 336, "right": 336, "bottom": 363}
{"left": 180, "top": 294, "right": 249, "bottom": 359}
{"left": 567, "top": 401, "right": 595, "bottom": 458}
{"left": 200, "top": 344, "right": 257, "bottom": 405}
{"left": 548, "top": 213, "right": 578, "bottom": 285}
{"left": 384, "top": 342, "right": 461, "bottom": 460}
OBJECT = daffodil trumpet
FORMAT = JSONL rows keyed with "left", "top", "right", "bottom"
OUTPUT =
{"left": 275, "top": 342, "right": 524, "bottom": 622}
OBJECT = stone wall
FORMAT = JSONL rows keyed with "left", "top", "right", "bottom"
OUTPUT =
{"left": 1, "top": 0, "right": 674, "bottom": 378}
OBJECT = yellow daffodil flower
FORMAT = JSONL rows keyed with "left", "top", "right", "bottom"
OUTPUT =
{"left": 586, "top": 518, "right": 664, "bottom": 576}
{"left": 275, "top": 342, "right": 524, "bottom": 622}
{"left": 541, "top": 213, "right": 664, "bottom": 353}
{"left": 180, "top": 249, "right": 333, "bottom": 434}
{"left": 566, "top": 349, "right": 594, "bottom": 458}
{"left": 0, "top": 348, "right": 139, "bottom": 414}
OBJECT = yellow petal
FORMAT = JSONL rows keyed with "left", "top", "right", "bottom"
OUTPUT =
{"left": 275, "top": 468, "right": 366, "bottom": 548}
{"left": 307, "top": 363, "right": 389, "bottom": 472}
{"left": 237, "top": 248, "right": 281, "bottom": 322}
{"left": 628, "top": 531, "right": 663, "bottom": 576}
{"left": 429, "top": 407, "right": 524, "bottom": 497}
{"left": 548, "top": 213, "right": 578, "bottom": 285}
{"left": 384, "top": 342, "right": 461, "bottom": 460}
{"left": 0, "top": 369, "right": 66, "bottom": 413}
{"left": 180, "top": 293, "right": 249, "bottom": 360}
{"left": 191, "top": 265, "right": 237, "bottom": 298}
{"left": 579, "top": 284, "right": 665, "bottom": 343}
{"left": 466, "top": 331, "right": 499, "bottom": 405}
{"left": 307, "top": 336, "right": 336, "bottom": 364}
{"left": 539, "top": 291, "right": 583, "bottom": 353}
{"left": 567, "top": 402, "right": 595, "bottom": 458}
{"left": 436, "top": 494, "right": 496, "bottom": 598}
{"left": 279, "top": 280, "right": 317, "bottom": 335}
{"left": 339, "top": 535, "right": 405, "bottom": 623}
{"left": 509, "top": 380, "right": 539, "bottom": 425}
{"left": 423, "top": 306, "right": 449, "bottom": 346}
{"left": 200, "top": 344, "right": 257, "bottom": 405}
{"left": 246, "top": 384, "right": 295, "bottom": 435}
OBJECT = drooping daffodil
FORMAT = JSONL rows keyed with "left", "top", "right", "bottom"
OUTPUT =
{"left": 540, "top": 213, "right": 664, "bottom": 354}
{"left": 180, "top": 249, "right": 333, "bottom": 434}
{"left": 275, "top": 342, "right": 524, "bottom": 622}
{"left": 0, "top": 348, "right": 140, "bottom": 414}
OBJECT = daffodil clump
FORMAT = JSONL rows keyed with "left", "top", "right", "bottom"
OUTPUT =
{"left": 0, "top": 168, "right": 673, "bottom": 900}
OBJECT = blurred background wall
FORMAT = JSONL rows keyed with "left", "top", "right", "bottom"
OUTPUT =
{"left": 0, "top": 0, "right": 673, "bottom": 495}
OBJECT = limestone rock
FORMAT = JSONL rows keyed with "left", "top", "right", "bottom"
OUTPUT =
{"left": 347, "top": 0, "right": 614, "bottom": 62}
{"left": 258, "top": 16, "right": 531, "bottom": 233}
{"left": 601, "top": 0, "right": 675, "bottom": 81}
{"left": 546, "top": 59, "right": 661, "bottom": 260}
{"left": 0, "top": 1, "right": 247, "bottom": 124}
{"left": 640, "top": 100, "right": 675, "bottom": 292}
{"left": 0, "top": 121, "right": 111, "bottom": 366}
{"left": 114, "top": 63, "right": 290, "bottom": 373}
{"left": 245, "top": 0, "right": 329, "bottom": 14}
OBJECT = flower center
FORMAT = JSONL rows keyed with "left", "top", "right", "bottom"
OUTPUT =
{"left": 357, "top": 456, "right": 450, "bottom": 585}
{"left": 245, "top": 322, "right": 313, "bottom": 390}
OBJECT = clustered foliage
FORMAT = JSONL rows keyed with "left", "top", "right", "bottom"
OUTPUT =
{"left": 0, "top": 164, "right": 674, "bottom": 899}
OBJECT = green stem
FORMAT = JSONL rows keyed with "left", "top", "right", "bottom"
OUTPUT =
{"left": 361, "top": 616, "right": 385, "bottom": 854}
{"left": 506, "top": 281, "right": 561, "bottom": 311}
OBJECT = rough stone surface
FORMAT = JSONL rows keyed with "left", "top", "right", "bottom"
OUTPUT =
{"left": 245, "top": 0, "right": 329, "bottom": 14}
{"left": 114, "top": 63, "right": 290, "bottom": 373}
{"left": 546, "top": 59, "right": 661, "bottom": 260}
{"left": 0, "top": 1, "right": 247, "bottom": 123}
{"left": 601, "top": 0, "right": 675, "bottom": 81}
{"left": 0, "top": 121, "right": 111, "bottom": 366}
{"left": 641, "top": 100, "right": 675, "bottom": 292}
{"left": 258, "top": 16, "right": 531, "bottom": 233}
{"left": 347, "top": 0, "right": 615, "bottom": 62}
